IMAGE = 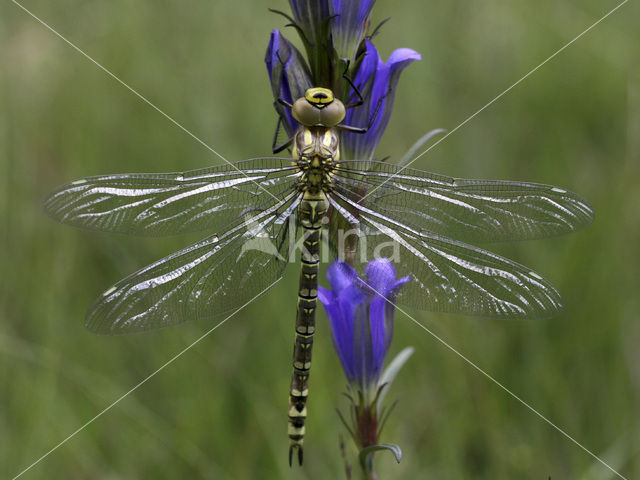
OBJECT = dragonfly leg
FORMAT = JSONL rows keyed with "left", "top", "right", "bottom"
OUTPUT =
{"left": 337, "top": 84, "right": 391, "bottom": 134}
{"left": 341, "top": 59, "right": 365, "bottom": 110}
{"left": 272, "top": 115, "right": 295, "bottom": 154}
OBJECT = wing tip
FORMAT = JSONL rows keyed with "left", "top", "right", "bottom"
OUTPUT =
{"left": 84, "top": 293, "right": 127, "bottom": 336}
{"left": 42, "top": 190, "right": 63, "bottom": 222}
{"left": 84, "top": 310, "right": 116, "bottom": 336}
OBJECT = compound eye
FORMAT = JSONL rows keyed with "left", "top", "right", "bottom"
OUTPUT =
{"left": 292, "top": 98, "right": 321, "bottom": 126}
{"left": 319, "top": 100, "right": 346, "bottom": 127}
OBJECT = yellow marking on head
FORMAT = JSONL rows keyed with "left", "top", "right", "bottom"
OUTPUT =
{"left": 305, "top": 87, "right": 334, "bottom": 106}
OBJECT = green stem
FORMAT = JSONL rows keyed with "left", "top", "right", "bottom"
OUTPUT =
{"left": 359, "top": 452, "right": 376, "bottom": 480}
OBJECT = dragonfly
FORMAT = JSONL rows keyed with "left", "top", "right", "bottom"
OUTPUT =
{"left": 44, "top": 86, "right": 594, "bottom": 465}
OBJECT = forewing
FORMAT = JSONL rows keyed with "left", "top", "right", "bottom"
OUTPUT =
{"left": 328, "top": 190, "right": 562, "bottom": 319}
{"left": 45, "top": 158, "right": 297, "bottom": 236}
{"left": 86, "top": 192, "right": 299, "bottom": 334}
{"left": 334, "top": 161, "right": 594, "bottom": 243}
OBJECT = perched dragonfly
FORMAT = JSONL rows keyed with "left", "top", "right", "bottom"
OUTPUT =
{"left": 45, "top": 87, "right": 593, "bottom": 465}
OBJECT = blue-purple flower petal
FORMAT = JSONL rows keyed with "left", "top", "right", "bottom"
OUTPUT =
{"left": 319, "top": 283, "right": 366, "bottom": 382}
{"left": 330, "top": 0, "right": 375, "bottom": 64}
{"left": 342, "top": 41, "right": 422, "bottom": 160}
{"left": 368, "top": 296, "right": 388, "bottom": 380}
{"left": 265, "top": 29, "right": 311, "bottom": 136}
{"left": 288, "top": 0, "right": 332, "bottom": 46}
{"left": 326, "top": 260, "right": 359, "bottom": 294}
{"left": 319, "top": 259, "right": 410, "bottom": 396}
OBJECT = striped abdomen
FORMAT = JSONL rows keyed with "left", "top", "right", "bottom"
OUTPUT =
{"left": 288, "top": 193, "right": 329, "bottom": 465}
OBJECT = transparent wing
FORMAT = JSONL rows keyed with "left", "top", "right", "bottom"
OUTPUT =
{"left": 44, "top": 158, "right": 298, "bottom": 236}
{"left": 328, "top": 189, "right": 562, "bottom": 319}
{"left": 333, "top": 160, "right": 594, "bottom": 243}
{"left": 86, "top": 191, "right": 300, "bottom": 334}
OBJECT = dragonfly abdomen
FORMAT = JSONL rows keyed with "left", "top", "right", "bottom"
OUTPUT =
{"left": 288, "top": 193, "right": 328, "bottom": 465}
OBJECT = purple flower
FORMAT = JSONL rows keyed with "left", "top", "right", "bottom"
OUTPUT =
{"left": 287, "top": 0, "right": 332, "bottom": 45}
{"left": 272, "top": 1, "right": 378, "bottom": 87}
{"left": 265, "top": 30, "right": 312, "bottom": 136}
{"left": 284, "top": 0, "right": 333, "bottom": 84}
{"left": 318, "top": 259, "right": 410, "bottom": 400}
{"left": 342, "top": 40, "right": 421, "bottom": 160}
{"left": 287, "top": 0, "right": 374, "bottom": 65}
{"left": 330, "top": 0, "right": 376, "bottom": 64}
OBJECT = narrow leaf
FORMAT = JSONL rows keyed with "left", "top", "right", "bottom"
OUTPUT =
{"left": 377, "top": 346, "right": 414, "bottom": 412}
{"left": 397, "top": 129, "right": 447, "bottom": 168}
{"left": 336, "top": 408, "right": 356, "bottom": 441}
{"left": 377, "top": 399, "right": 398, "bottom": 437}
{"left": 359, "top": 443, "right": 403, "bottom": 472}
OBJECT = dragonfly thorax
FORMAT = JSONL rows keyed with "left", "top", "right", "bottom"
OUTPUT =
{"left": 293, "top": 126, "right": 339, "bottom": 195}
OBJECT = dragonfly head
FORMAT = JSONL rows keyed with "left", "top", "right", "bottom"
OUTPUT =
{"left": 292, "top": 88, "right": 346, "bottom": 127}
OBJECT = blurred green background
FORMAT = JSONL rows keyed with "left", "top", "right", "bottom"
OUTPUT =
{"left": 1, "top": 0, "right": 638, "bottom": 478}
